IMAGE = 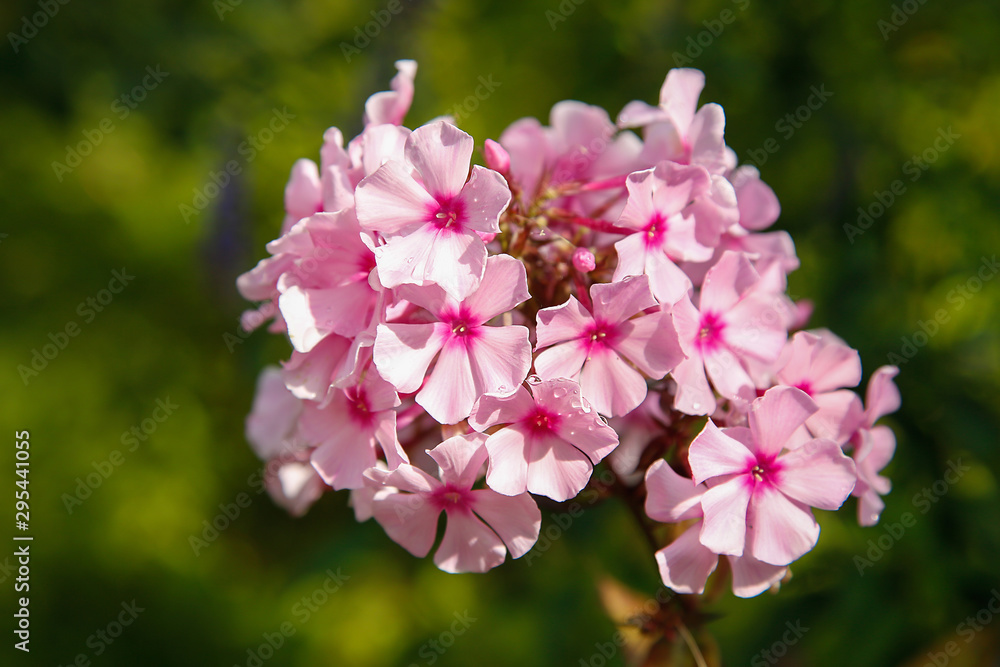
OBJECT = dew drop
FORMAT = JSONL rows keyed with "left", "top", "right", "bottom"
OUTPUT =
{"left": 553, "top": 387, "right": 567, "bottom": 399}
{"left": 406, "top": 257, "right": 415, "bottom": 264}
{"left": 496, "top": 384, "right": 508, "bottom": 393}
{"left": 527, "top": 375, "right": 542, "bottom": 385}
{"left": 597, "top": 414, "right": 609, "bottom": 425}
{"left": 622, "top": 275, "right": 632, "bottom": 282}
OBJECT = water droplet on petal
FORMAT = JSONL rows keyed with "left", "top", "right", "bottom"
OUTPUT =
{"left": 597, "top": 414, "right": 609, "bottom": 425}
{"left": 553, "top": 387, "right": 567, "bottom": 399}
{"left": 496, "top": 384, "right": 508, "bottom": 393}
{"left": 622, "top": 275, "right": 632, "bottom": 282}
{"left": 692, "top": 402, "right": 701, "bottom": 411}
{"left": 527, "top": 374, "right": 542, "bottom": 385}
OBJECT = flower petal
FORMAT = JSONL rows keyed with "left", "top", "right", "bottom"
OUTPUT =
{"left": 373, "top": 322, "right": 447, "bottom": 394}
{"left": 698, "top": 475, "right": 752, "bottom": 556}
{"left": 371, "top": 491, "right": 441, "bottom": 558}
{"left": 471, "top": 489, "right": 541, "bottom": 559}
{"left": 484, "top": 425, "right": 531, "bottom": 496}
{"left": 645, "top": 459, "right": 704, "bottom": 523}
{"left": 406, "top": 121, "right": 474, "bottom": 199}
{"left": 774, "top": 439, "right": 857, "bottom": 510}
{"left": 748, "top": 386, "right": 818, "bottom": 458}
{"left": 655, "top": 524, "right": 718, "bottom": 595}
{"left": 434, "top": 510, "right": 507, "bottom": 573}
{"left": 688, "top": 420, "right": 755, "bottom": 484}
{"left": 748, "top": 485, "right": 819, "bottom": 566}
{"left": 526, "top": 435, "right": 593, "bottom": 502}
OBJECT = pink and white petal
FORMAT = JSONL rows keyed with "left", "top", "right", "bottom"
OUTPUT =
{"left": 469, "top": 386, "right": 537, "bottom": 431}
{"left": 699, "top": 251, "right": 759, "bottom": 314}
{"left": 863, "top": 425, "right": 897, "bottom": 489}
{"left": 643, "top": 252, "right": 695, "bottom": 306}
{"left": 359, "top": 124, "right": 411, "bottom": 176}
{"left": 663, "top": 211, "right": 714, "bottom": 263}
{"left": 355, "top": 160, "right": 437, "bottom": 234}
{"left": 857, "top": 487, "right": 886, "bottom": 527}
{"left": 748, "top": 485, "right": 819, "bottom": 566}
{"left": 371, "top": 491, "right": 441, "bottom": 558}
{"left": 246, "top": 367, "right": 303, "bottom": 460}
{"left": 374, "top": 412, "right": 408, "bottom": 470}
{"left": 590, "top": 274, "right": 658, "bottom": 325}
{"left": 363, "top": 370, "right": 403, "bottom": 411}
{"left": 865, "top": 365, "right": 901, "bottom": 424}
{"left": 374, "top": 225, "right": 441, "bottom": 290}
{"left": 418, "top": 342, "right": 477, "bottom": 424}
{"left": 423, "top": 229, "right": 488, "bottom": 301}
{"left": 688, "top": 104, "right": 729, "bottom": 173}
{"left": 434, "top": 511, "right": 507, "bottom": 573}
{"left": 428, "top": 433, "right": 489, "bottom": 488}
{"left": 468, "top": 326, "right": 532, "bottom": 396}
{"left": 809, "top": 336, "right": 863, "bottom": 393}
{"left": 658, "top": 68, "right": 705, "bottom": 135}
{"left": 616, "top": 168, "right": 658, "bottom": 231}
{"left": 484, "top": 425, "right": 531, "bottom": 496}
{"left": 554, "top": 408, "right": 620, "bottom": 464}
{"left": 470, "top": 489, "right": 541, "bottom": 558}
{"left": 808, "top": 389, "right": 861, "bottom": 444}
{"left": 463, "top": 254, "right": 530, "bottom": 323}
{"left": 698, "top": 476, "right": 752, "bottom": 556}
{"left": 363, "top": 59, "right": 417, "bottom": 127}
{"left": 655, "top": 524, "right": 718, "bottom": 595}
{"left": 526, "top": 435, "right": 594, "bottom": 502}
{"left": 373, "top": 322, "right": 446, "bottom": 394}
{"left": 579, "top": 347, "right": 648, "bottom": 417}
{"left": 534, "top": 342, "right": 587, "bottom": 382}
{"left": 284, "top": 158, "right": 322, "bottom": 220}
{"left": 458, "top": 165, "right": 511, "bottom": 234}
{"left": 535, "top": 296, "right": 593, "bottom": 348}
{"left": 727, "top": 553, "right": 787, "bottom": 598}
{"left": 688, "top": 420, "right": 755, "bottom": 484}
{"left": 774, "top": 439, "right": 857, "bottom": 510}
{"left": 722, "top": 295, "right": 788, "bottom": 363}
{"left": 614, "top": 311, "right": 684, "bottom": 379}
{"left": 310, "top": 427, "right": 377, "bottom": 490}
{"left": 612, "top": 234, "right": 652, "bottom": 285}
{"left": 282, "top": 335, "right": 352, "bottom": 402}
{"left": 731, "top": 166, "right": 780, "bottom": 231}
{"left": 748, "top": 386, "right": 818, "bottom": 458}
{"left": 279, "top": 284, "right": 359, "bottom": 353}
{"left": 406, "top": 121, "right": 474, "bottom": 199}
{"left": 617, "top": 100, "right": 669, "bottom": 129}
{"left": 370, "top": 462, "right": 441, "bottom": 495}
{"left": 671, "top": 355, "right": 716, "bottom": 416}
{"left": 645, "top": 459, "right": 704, "bottom": 523}
{"left": 703, "top": 347, "right": 756, "bottom": 405}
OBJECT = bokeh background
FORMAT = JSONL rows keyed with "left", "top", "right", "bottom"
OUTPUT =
{"left": 2, "top": 0, "right": 999, "bottom": 665}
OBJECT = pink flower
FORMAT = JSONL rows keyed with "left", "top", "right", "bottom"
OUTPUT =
{"left": 244, "top": 367, "right": 326, "bottom": 517}
{"left": 534, "top": 274, "right": 684, "bottom": 417}
{"left": 645, "top": 459, "right": 787, "bottom": 598}
{"left": 301, "top": 369, "right": 407, "bottom": 490}
{"left": 773, "top": 330, "right": 863, "bottom": 443}
{"left": 612, "top": 162, "right": 714, "bottom": 304}
{"left": 687, "top": 386, "right": 857, "bottom": 566}
{"left": 355, "top": 121, "right": 511, "bottom": 300}
{"left": 363, "top": 59, "right": 417, "bottom": 127}
{"left": 618, "top": 68, "right": 730, "bottom": 175}
{"left": 671, "top": 251, "right": 788, "bottom": 415}
{"left": 373, "top": 254, "right": 532, "bottom": 424}
{"left": 277, "top": 210, "right": 379, "bottom": 352}
{"left": 282, "top": 158, "right": 323, "bottom": 234}
{"left": 844, "top": 366, "right": 900, "bottom": 526}
{"left": 365, "top": 433, "right": 541, "bottom": 573}
{"left": 469, "top": 378, "right": 619, "bottom": 501}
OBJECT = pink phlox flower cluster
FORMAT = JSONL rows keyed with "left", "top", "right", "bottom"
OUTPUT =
{"left": 237, "top": 62, "right": 901, "bottom": 589}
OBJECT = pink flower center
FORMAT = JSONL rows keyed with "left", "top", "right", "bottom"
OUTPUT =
{"left": 524, "top": 407, "right": 561, "bottom": 435}
{"left": 429, "top": 483, "right": 473, "bottom": 513}
{"left": 695, "top": 311, "right": 725, "bottom": 352}
{"left": 429, "top": 196, "right": 466, "bottom": 231}
{"left": 644, "top": 213, "right": 668, "bottom": 249}
{"left": 581, "top": 321, "right": 618, "bottom": 354}
{"left": 346, "top": 388, "right": 374, "bottom": 426}
{"left": 745, "top": 455, "right": 783, "bottom": 488}
{"left": 793, "top": 380, "right": 813, "bottom": 396}
{"left": 441, "top": 307, "right": 481, "bottom": 347}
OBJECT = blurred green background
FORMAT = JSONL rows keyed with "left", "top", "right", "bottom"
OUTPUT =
{"left": 2, "top": 0, "right": 999, "bottom": 665}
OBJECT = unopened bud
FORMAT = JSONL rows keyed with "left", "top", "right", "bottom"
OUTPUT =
{"left": 483, "top": 139, "right": 510, "bottom": 174}
{"left": 572, "top": 247, "right": 596, "bottom": 273}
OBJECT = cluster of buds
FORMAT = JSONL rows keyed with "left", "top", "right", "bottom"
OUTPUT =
{"left": 238, "top": 61, "right": 899, "bottom": 596}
